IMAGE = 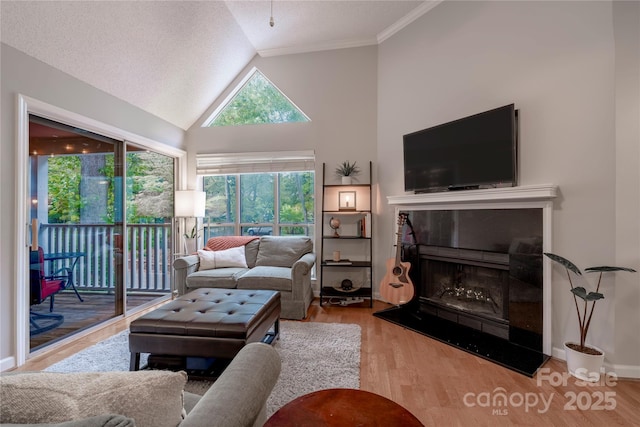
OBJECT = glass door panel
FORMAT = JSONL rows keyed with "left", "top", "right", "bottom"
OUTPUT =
{"left": 124, "top": 144, "right": 174, "bottom": 311}
{"left": 28, "top": 115, "right": 123, "bottom": 351}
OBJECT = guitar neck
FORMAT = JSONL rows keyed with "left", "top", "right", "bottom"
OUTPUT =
{"left": 394, "top": 224, "right": 403, "bottom": 265}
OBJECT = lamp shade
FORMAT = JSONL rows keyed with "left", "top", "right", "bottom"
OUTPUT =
{"left": 175, "top": 190, "right": 206, "bottom": 217}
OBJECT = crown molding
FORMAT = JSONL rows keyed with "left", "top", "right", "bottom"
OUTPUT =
{"left": 377, "top": 0, "right": 444, "bottom": 44}
{"left": 258, "top": 0, "right": 443, "bottom": 58}
{"left": 258, "top": 37, "right": 378, "bottom": 58}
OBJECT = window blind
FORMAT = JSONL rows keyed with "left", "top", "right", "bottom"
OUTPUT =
{"left": 196, "top": 150, "right": 315, "bottom": 175}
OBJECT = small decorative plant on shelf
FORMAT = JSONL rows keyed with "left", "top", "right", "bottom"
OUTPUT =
{"left": 544, "top": 252, "right": 636, "bottom": 380}
{"left": 335, "top": 161, "right": 360, "bottom": 185}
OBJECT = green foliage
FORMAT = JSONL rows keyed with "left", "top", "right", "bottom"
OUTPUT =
{"left": 335, "top": 161, "right": 360, "bottom": 177}
{"left": 99, "top": 151, "right": 173, "bottom": 224}
{"left": 209, "top": 71, "right": 309, "bottom": 127}
{"left": 48, "top": 156, "right": 82, "bottom": 223}
{"left": 202, "top": 171, "right": 314, "bottom": 236}
{"left": 184, "top": 224, "right": 202, "bottom": 239}
{"left": 240, "top": 174, "right": 274, "bottom": 223}
{"left": 544, "top": 252, "right": 636, "bottom": 352}
{"left": 203, "top": 175, "right": 237, "bottom": 223}
{"left": 47, "top": 151, "right": 173, "bottom": 225}
{"left": 279, "top": 172, "right": 314, "bottom": 223}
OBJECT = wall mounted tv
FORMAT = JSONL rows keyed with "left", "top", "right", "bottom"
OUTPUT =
{"left": 403, "top": 104, "right": 518, "bottom": 193}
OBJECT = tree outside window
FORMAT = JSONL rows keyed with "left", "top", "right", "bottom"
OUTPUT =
{"left": 203, "top": 172, "right": 314, "bottom": 238}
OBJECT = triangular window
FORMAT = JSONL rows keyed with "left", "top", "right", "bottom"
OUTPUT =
{"left": 204, "top": 68, "right": 310, "bottom": 127}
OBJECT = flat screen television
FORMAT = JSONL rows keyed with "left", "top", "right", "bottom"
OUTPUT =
{"left": 403, "top": 104, "right": 518, "bottom": 193}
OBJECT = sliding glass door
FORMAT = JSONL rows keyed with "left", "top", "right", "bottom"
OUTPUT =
{"left": 27, "top": 116, "right": 174, "bottom": 352}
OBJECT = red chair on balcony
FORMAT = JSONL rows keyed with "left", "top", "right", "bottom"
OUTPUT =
{"left": 30, "top": 247, "right": 65, "bottom": 335}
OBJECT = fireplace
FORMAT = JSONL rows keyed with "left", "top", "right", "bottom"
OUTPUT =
{"left": 420, "top": 249, "right": 510, "bottom": 338}
{"left": 375, "top": 185, "right": 557, "bottom": 376}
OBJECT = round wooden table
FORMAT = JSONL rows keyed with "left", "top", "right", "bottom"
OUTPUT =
{"left": 265, "top": 388, "right": 424, "bottom": 426}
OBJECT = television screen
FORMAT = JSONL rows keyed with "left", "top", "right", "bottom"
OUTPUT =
{"left": 403, "top": 104, "right": 517, "bottom": 193}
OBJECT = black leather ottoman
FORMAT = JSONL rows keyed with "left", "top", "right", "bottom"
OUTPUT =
{"left": 129, "top": 288, "right": 280, "bottom": 370}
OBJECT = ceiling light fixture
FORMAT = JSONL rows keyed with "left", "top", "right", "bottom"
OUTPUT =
{"left": 269, "top": 0, "right": 274, "bottom": 27}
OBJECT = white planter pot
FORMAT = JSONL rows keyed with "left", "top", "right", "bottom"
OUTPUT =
{"left": 341, "top": 176, "right": 352, "bottom": 185}
{"left": 183, "top": 238, "right": 197, "bottom": 254}
{"left": 564, "top": 342, "right": 605, "bottom": 382}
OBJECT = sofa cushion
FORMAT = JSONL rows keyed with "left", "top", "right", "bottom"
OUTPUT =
{"left": 255, "top": 236, "right": 312, "bottom": 268}
{"left": 186, "top": 268, "right": 247, "bottom": 289}
{"left": 0, "top": 370, "right": 186, "bottom": 427}
{"left": 244, "top": 240, "right": 260, "bottom": 268}
{"left": 236, "top": 266, "right": 293, "bottom": 292}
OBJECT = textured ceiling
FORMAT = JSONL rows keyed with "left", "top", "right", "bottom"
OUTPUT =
{"left": 1, "top": 1, "right": 437, "bottom": 130}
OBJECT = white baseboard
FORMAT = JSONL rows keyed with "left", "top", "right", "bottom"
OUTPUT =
{"left": 1, "top": 356, "right": 16, "bottom": 372}
{"left": 609, "top": 364, "right": 640, "bottom": 379}
{"left": 551, "top": 346, "right": 639, "bottom": 379}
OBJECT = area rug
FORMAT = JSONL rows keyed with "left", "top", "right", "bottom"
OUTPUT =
{"left": 44, "top": 321, "right": 361, "bottom": 416}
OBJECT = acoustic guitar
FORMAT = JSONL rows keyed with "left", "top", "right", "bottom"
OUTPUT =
{"left": 379, "top": 214, "right": 415, "bottom": 305}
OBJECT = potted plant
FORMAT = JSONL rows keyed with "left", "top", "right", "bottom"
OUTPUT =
{"left": 183, "top": 224, "right": 202, "bottom": 254}
{"left": 544, "top": 252, "right": 636, "bottom": 381}
{"left": 335, "top": 161, "right": 360, "bottom": 185}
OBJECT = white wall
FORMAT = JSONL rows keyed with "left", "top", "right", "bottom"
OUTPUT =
{"left": 187, "top": 46, "right": 378, "bottom": 179}
{"left": 377, "top": 1, "right": 639, "bottom": 372}
{"left": 613, "top": 1, "right": 640, "bottom": 371}
{"left": 0, "top": 44, "right": 185, "bottom": 367}
{"left": 186, "top": 47, "right": 379, "bottom": 259}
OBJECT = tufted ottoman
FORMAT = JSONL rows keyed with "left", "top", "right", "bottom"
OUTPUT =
{"left": 129, "top": 288, "right": 280, "bottom": 371}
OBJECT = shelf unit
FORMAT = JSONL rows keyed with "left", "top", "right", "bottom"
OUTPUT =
{"left": 319, "top": 162, "right": 373, "bottom": 307}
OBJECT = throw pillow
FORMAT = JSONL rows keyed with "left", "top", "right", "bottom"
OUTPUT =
{"left": 214, "top": 245, "right": 248, "bottom": 268}
{"left": 256, "top": 236, "right": 312, "bottom": 267}
{"left": 197, "top": 249, "right": 217, "bottom": 270}
{"left": 0, "top": 370, "right": 186, "bottom": 427}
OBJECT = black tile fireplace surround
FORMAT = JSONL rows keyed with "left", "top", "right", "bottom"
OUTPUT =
{"left": 374, "top": 304, "right": 549, "bottom": 377}
{"left": 374, "top": 208, "right": 549, "bottom": 376}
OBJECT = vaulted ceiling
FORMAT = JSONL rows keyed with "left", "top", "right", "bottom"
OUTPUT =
{"left": 1, "top": 1, "right": 440, "bottom": 130}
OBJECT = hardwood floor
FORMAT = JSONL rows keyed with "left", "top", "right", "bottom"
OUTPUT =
{"left": 15, "top": 299, "right": 640, "bottom": 426}
{"left": 30, "top": 292, "right": 165, "bottom": 350}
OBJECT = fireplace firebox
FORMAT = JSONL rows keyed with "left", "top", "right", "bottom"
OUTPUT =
{"left": 421, "top": 249, "right": 510, "bottom": 338}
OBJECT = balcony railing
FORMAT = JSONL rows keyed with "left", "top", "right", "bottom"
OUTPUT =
{"left": 40, "top": 223, "right": 172, "bottom": 293}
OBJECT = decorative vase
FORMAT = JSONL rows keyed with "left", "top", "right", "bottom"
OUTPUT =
{"left": 184, "top": 237, "right": 197, "bottom": 254}
{"left": 341, "top": 176, "right": 352, "bottom": 185}
{"left": 564, "top": 342, "right": 605, "bottom": 382}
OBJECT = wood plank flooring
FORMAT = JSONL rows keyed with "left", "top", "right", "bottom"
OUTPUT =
{"left": 15, "top": 299, "right": 640, "bottom": 426}
{"left": 29, "top": 292, "right": 165, "bottom": 350}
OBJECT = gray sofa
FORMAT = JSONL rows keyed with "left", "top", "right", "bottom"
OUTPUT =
{"left": 0, "top": 342, "right": 280, "bottom": 427}
{"left": 173, "top": 236, "right": 316, "bottom": 320}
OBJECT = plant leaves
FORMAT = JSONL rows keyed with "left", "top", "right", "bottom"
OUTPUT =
{"left": 585, "top": 266, "right": 637, "bottom": 273}
{"left": 571, "top": 288, "right": 605, "bottom": 301}
{"left": 571, "top": 287, "right": 588, "bottom": 300}
{"left": 544, "top": 253, "right": 582, "bottom": 275}
{"left": 585, "top": 292, "right": 605, "bottom": 301}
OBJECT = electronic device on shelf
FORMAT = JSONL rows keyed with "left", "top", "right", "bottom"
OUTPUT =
{"left": 403, "top": 103, "right": 518, "bottom": 194}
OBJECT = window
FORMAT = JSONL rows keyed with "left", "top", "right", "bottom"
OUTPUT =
{"left": 202, "top": 171, "right": 314, "bottom": 238}
{"left": 203, "top": 68, "right": 310, "bottom": 127}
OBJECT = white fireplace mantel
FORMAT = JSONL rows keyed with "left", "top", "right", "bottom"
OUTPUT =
{"left": 387, "top": 184, "right": 558, "bottom": 206}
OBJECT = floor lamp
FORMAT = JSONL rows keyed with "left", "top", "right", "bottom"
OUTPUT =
{"left": 174, "top": 190, "right": 206, "bottom": 254}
